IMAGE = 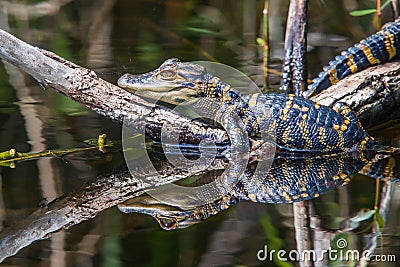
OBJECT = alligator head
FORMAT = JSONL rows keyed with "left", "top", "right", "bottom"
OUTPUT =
{"left": 118, "top": 58, "right": 211, "bottom": 105}
{"left": 118, "top": 195, "right": 205, "bottom": 230}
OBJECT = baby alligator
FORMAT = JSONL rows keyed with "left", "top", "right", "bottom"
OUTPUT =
{"left": 115, "top": 18, "right": 400, "bottom": 230}
{"left": 118, "top": 58, "right": 379, "bottom": 153}
{"left": 304, "top": 17, "right": 400, "bottom": 98}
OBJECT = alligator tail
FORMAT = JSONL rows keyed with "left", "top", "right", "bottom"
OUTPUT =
{"left": 303, "top": 17, "right": 400, "bottom": 99}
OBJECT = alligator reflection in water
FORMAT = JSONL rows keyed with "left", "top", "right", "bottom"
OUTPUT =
{"left": 119, "top": 150, "right": 397, "bottom": 230}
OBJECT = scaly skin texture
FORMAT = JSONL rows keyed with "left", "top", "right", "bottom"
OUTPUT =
{"left": 118, "top": 58, "right": 379, "bottom": 153}
{"left": 303, "top": 17, "right": 400, "bottom": 98}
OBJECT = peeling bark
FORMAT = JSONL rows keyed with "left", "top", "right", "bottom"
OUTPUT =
{"left": 312, "top": 61, "right": 400, "bottom": 128}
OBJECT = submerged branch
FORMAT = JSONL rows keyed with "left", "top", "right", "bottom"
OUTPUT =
{"left": 312, "top": 60, "right": 400, "bottom": 128}
{"left": 280, "top": 0, "right": 309, "bottom": 94}
{"left": 0, "top": 158, "right": 223, "bottom": 261}
{"left": 0, "top": 139, "right": 120, "bottom": 167}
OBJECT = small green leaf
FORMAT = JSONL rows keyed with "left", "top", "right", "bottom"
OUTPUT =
{"left": 0, "top": 148, "right": 17, "bottom": 160}
{"left": 0, "top": 161, "right": 16, "bottom": 168}
{"left": 376, "top": 212, "right": 386, "bottom": 228}
{"left": 349, "top": 209, "right": 376, "bottom": 222}
{"left": 185, "top": 27, "right": 217, "bottom": 35}
{"left": 382, "top": 0, "right": 392, "bottom": 10}
{"left": 349, "top": 9, "right": 378, "bottom": 16}
{"left": 256, "top": 37, "right": 266, "bottom": 46}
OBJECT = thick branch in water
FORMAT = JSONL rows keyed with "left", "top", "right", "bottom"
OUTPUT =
{"left": 312, "top": 60, "right": 400, "bottom": 128}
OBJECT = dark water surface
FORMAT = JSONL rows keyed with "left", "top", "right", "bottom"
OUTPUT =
{"left": 0, "top": 0, "right": 399, "bottom": 266}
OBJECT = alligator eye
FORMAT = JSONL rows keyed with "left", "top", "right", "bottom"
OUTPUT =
{"left": 159, "top": 69, "right": 176, "bottom": 80}
{"left": 158, "top": 217, "right": 178, "bottom": 230}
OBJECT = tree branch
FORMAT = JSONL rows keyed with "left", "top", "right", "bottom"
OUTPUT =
{"left": 311, "top": 60, "right": 400, "bottom": 128}
{"left": 0, "top": 29, "right": 228, "bottom": 146}
{"left": 280, "top": 0, "right": 309, "bottom": 94}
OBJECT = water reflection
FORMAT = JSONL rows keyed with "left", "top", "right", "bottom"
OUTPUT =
{"left": 119, "top": 149, "right": 397, "bottom": 230}
{"left": 0, "top": 146, "right": 397, "bottom": 264}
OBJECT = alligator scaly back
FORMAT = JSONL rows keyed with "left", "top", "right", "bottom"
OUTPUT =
{"left": 198, "top": 75, "right": 379, "bottom": 152}
{"left": 304, "top": 17, "right": 400, "bottom": 98}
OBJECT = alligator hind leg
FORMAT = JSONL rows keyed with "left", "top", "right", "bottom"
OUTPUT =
{"left": 359, "top": 153, "right": 400, "bottom": 181}
{"left": 330, "top": 102, "right": 360, "bottom": 134}
{"left": 332, "top": 102, "right": 358, "bottom": 123}
{"left": 332, "top": 102, "right": 377, "bottom": 150}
